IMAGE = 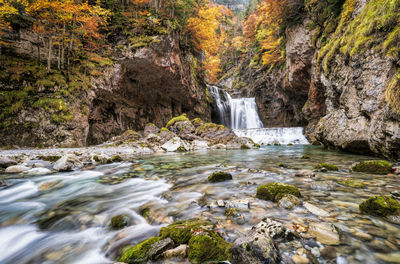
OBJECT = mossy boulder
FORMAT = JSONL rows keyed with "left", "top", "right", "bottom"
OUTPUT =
{"left": 359, "top": 196, "right": 400, "bottom": 216}
{"left": 119, "top": 236, "right": 161, "bottom": 263}
{"left": 315, "top": 163, "right": 338, "bottom": 171}
{"left": 166, "top": 114, "right": 189, "bottom": 128}
{"left": 159, "top": 219, "right": 215, "bottom": 244}
{"left": 240, "top": 144, "right": 251, "bottom": 150}
{"left": 208, "top": 171, "right": 232, "bottom": 183}
{"left": 110, "top": 214, "right": 130, "bottom": 229}
{"left": 256, "top": 183, "right": 301, "bottom": 202}
{"left": 337, "top": 179, "right": 365, "bottom": 188}
{"left": 108, "top": 155, "right": 122, "bottom": 163}
{"left": 188, "top": 231, "right": 232, "bottom": 263}
{"left": 352, "top": 160, "right": 392, "bottom": 174}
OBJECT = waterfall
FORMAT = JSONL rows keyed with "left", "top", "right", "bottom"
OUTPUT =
{"left": 230, "top": 98, "right": 264, "bottom": 129}
{"left": 208, "top": 86, "right": 263, "bottom": 129}
{"left": 234, "top": 127, "right": 310, "bottom": 145}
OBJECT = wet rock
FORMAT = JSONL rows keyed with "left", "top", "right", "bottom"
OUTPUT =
{"left": 168, "top": 120, "right": 197, "bottom": 141}
{"left": 25, "top": 168, "right": 52, "bottom": 175}
{"left": 188, "top": 231, "right": 231, "bottom": 263}
{"left": 39, "top": 180, "right": 62, "bottom": 191}
{"left": 208, "top": 171, "right": 232, "bottom": 183}
{"left": 191, "top": 140, "right": 209, "bottom": 150}
{"left": 307, "top": 222, "right": 340, "bottom": 245}
{"left": 351, "top": 160, "right": 392, "bottom": 174}
{"left": 140, "top": 201, "right": 174, "bottom": 225}
{"left": 375, "top": 253, "right": 400, "bottom": 263}
{"left": 161, "top": 137, "right": 189, "bottom": 152}
{"left": 337, "top": 179, "right": 365, "bottom": 188}
{"left": 295, "top": 170, "right": 315, "bottom": 178}
{"left": 321, "top": 246, "right": 337, "bottom": 259}
{"left": 292, "top": 254, "right": 310, "bottom": 264}
{"left": 278, "top": 194, "right": 302, "bottom": 209}
{"left": 53, "top": 154, "right": 82, "bottom": 171}
{"left": 310, "top": 247, "right": 320, "bottom": 258}
{"left": 5, "top": 165, "right": 30, "bottom": 173}
{"left": 158, "top": 128, "right": 177, "bottom": 144}
{"left": 110, "top": 215, "right": 130, "bottom": 230}
{"left": 315, "top": 163, "right": 338, "bottom": 171}
{"left": 0, "top": 158, "right": 17, "bottom": 168}
{"left": 148, "top": 238, "right": 174, "bottom": 261}
{"left": 92, "top": 154, "right": 110, "bottom": 164}
{"left": 386, "top": 215, "right": 400, "bottom": 225}
{"left": 159, "top": 219, "right": 215, "bottom": 244}
{"left": 163, "top": 244, "right": 187, "bottom": 259}
{"left": 303, "top": 202, "right": 330, "bottom": 217}
{"left": 195, "top": 122, "right": 236, "bottom": 145}
{"left": 256, "top": 182, "right": 301, "bottom": 202}
{"left": 359, "top": 195, "right": 400, "bottom": 216}
{"left": 230, "top": 219, "right": 282, "bottom": 263}
{"left": 311, "top": 181, "right": 335, "bottom": 191}
{"left": 144, "top": 123, "right": 160, "bottom": 137}
{"left": 351, "top": 228, "right": 373, "bottom": 241}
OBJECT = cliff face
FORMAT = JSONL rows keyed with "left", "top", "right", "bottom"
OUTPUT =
{"left": 0, "top": 32, "right": 210, "bottom": 147}
{"left": 223, "top": 0, "right": 399, "bottom": 159}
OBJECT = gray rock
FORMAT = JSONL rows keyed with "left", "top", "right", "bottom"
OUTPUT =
{"left": 53, "top": 154, "right": 82, "bottom": 171}
{"left": 5, "top": 165, "right": 30, "bottom": 174}
{"left": 307, "top": 222, "right": 340, "bottom": 245}
{"left": 0, "top": 158, "right": 17, "bottom": 168}
{"left": 161, "top": 137, "right": 189, "bottom": 152}
{"left": 163, "top": 244, "right": 187, "bottom": 259}
{"left": 278, "top": 194, "right": 302, "bottom": 209}
{"left": 311, "top": 181, "right": 335, "bottom": 191}
{"left": 295, "top": 170, "right": 315, "bottom": 178}
{"left": 148, "top": 238, "right": 174, "bottom": 260}
{"left": 25, "top": 168, "right": 52, "bottom": 175}
{"left": 144, "top": 123, "right": 160, "bottom": 137}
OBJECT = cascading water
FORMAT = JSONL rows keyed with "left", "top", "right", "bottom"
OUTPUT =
{"left": 208, "top": 86, "right": 309, "bottom": 145}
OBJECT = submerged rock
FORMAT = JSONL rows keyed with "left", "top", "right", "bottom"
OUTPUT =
{"left": 351, "top": 160, "right": 392, "bottom": 174}
{"left": 359, "top": 195, "right": 400, "bottom": 216}
{"left": 307, "top": 222, "right": 340, "bottom": 245}
{"left": 110, "top": 215, "right": 130, "bottom": 230}
{"left": 208, "top": 171, "right": 232, "bottom": 183}
{"left": 337, "top": 179, "right": 365, "bottom": 188}
{"left": 278, "top": 194, "right": 302, "bottom": 209}
{"left": 315, "top": 163, "right": 338, "bottom": 171}
{"left": 303, "top": 202, "right": 330, "bottom": 217}
{"left": 256, "top": 182, "right": 301, "bottom": 202}
{"left": 24, "top": 167, "right": 52, "bottom": 175}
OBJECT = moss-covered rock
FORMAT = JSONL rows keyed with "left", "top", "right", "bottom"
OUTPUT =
{"left": 119, "top": 236, "right": 161, "bottom": 263}
{"left": 240, "top": 144, "right": 251, "bottom": 149}
{"left": 359, "top": 196, "right": 400, "bottom": 217}
{"left": 166, "top": 114, "right": 190, "bottom": 128}
{"left": 208, "top": 171, "right": 232, "bottom": 183}
{"left": 110, "top": 214, "right": 130, "bottom": 229}
{"left": 108, "top": 155, "right": 122, "bottom": 163}
{"left": 316, "top": 163, "right": 338, "bottom": 171}
{"left": 159, "top": 219, "right": 215, "bottom": 244}
{"left": 337, "top": 179, "right": 365, "bottom": 188}
{"left": 352, "top": 160, "right": 392, "bottom": 174}
{"left": 188, "top": 231, "right": 231, "bottom": 263}
{"left": 301, "top": 155, "right": 311, "bottom": 159}
{"left": 256, "top": 182, "right": 301, "bottom": 202}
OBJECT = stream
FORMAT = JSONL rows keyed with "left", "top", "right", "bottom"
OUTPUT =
{"left": 0, "top": 145, "right": 399, "bottom": 263}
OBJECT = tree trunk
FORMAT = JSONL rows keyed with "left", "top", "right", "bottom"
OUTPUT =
{"left": 47, "top": 36, "right": 52, "bottom": 72}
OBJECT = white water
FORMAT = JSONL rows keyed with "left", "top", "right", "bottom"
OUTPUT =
{"left": 234, "top": 127, "right": 310, "bottom": 145}
{"left": 208, "top": 86, "right": 263, "bottom": 129}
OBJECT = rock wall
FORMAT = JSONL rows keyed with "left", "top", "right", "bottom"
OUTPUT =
{"left": 0, "top": 32, "right": 211, "bottom": 147}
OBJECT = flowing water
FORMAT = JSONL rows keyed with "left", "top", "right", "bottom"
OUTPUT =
{"left": 234, "top": 127, "right": 310, "bottom": 145}
{"left": 0, "top": 146, "right": 399, "bottom": 264}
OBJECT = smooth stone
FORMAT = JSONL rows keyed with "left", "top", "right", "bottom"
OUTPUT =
{"left": 303, "top": 202, "right": 330, "bottom": 217}
{"left": 5, "top": 165, "right": 30, "bottom": 173}
{"left": 163, "top": 244, "right": 188, "bottom": 259}
{"left": 53, "top": 154, "right": 82, "bottom": 171}
{"left": 161, "top": 137, "right": 189, "bottom": 152}
{"left": 311, "top": 181, "right": 335, "bottom": 191}
{"left": 375, "top": 253, "right": 400, "bottom": 263}
{"left": 336, "top": 256, "right": 348, "bottom": 264}
{"left": 278, "top": 194, "right": 302, "bottom": 210}
{"left": 0, "top": 158, "right": 17, "bottom": 168}
{"left": 217, "top": 200, "right": 225, "bottom": 207}
{"left": 311, "top": 247, "right": 320, "bottom": 258}
{"left": 321, "top": 246, "right": 337, "bottom": 259}
{"left": 351, "top": 228, "right": 373, "bottom": 241}
{"left": 292, "top": 254, "right": 310, "bottom": 264}
{"left": 32, "top": 162, "right": 46, "bottom": 168}
{"left": 307, "top": 222, "right": 340, "bottom": 245}
{"left": 296, "top": 248, "right": 307, "bottom": 255}
{"left": 25, "top": 168, "right": 52, "bottom": 175}
{"left": 295, "top": 170, "right": 315, "bottom": 178}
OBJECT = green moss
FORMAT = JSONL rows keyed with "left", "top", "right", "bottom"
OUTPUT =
{"left": 225, "top": 208, "right": 240, "bottom": 217}
{"left": 359, "top": 195, "right": 400, "bottom": 216}
{"left": 253, "top": 143, "right": 261, "bottom": 148}
{"left": 273, "top": 142, "right": 281, "bottom": 146}
{"left": 119, "top": 236, "right": 161, "bottom": 263}
{"left": 165, "top": 114, "right": 189, "bottom": 128}
{"left": 195, "top": 122, "right": 227, "bottom": 134}
{"left": 301, "top": 155, "right": 311, "bottom": 159}
{"left": 51, "top": 112, "right": 73, "bottom": 123}
{"left": 337, "top": 179, "right": 365, "bottom": 188}
{"left": 240, "top": 144, "right": 250, "bottom": 150}
{"left": 107, "top": 155, "right": 123, "bottom": 163}
{"left": 386, "top": 69, "right": 400, "bottom": 114}
{"left": 93, "top": 155, "right": 100, "bottom": 162}
{"left": 130, "top": 35, "right": 155, "bottom": 49}
{"left": 37, "top": 155, "right": 61, "bottom": 162}
{"left": 316, "top": 163, "right": 339, "bottom": 171}
{"left": 159, "top": 219, "right": 214, "bottom": 244}
{"left": 110, "top": 214, "right": 130, "bottom": 229}
{"left": 256, "top": 182, "right": 301, "bottom": 202}
{"left": 352, "top": 160, "right": 392, "bottom": 174}
{"left": 177, "top": 146, "right": 187, "bottom": 152}
{"left": 191, "top": 118, "right": 204, "bottom": 127}
{"left": 208, "top": 171, "right": 232, "bottom": 183}
{"left": 160, "top": 127, "right": 170, "bottom": 133}
{"left": 188, "top": 232, "right": 232, "bottom": 263}
{"left": 287, "top": 143, "right": 294, "bottom": 146}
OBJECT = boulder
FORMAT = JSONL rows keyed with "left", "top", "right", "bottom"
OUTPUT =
{"left": 256, "top": 182, "right": 301, "bottom": 202}
{"left": 208, "top": 171, "right": 233, "bottom": 183}
{"left": 144, "top": 123, "right": 160, "bottom": 137}
{"left": 0, "top": 158, "right": 17, "bottom": 168}
{"left": 351, "top": 160, "right": 392, "bottom": 174}
{"left": 359, "top": 195, "right": 400, "bottom": 216}
{"left": 295, "top": 170, "right": 315, "bottom": 178}
{"left": 161, "top": 137, "right": 189, "bottom": 152}
{"left": 188, "top": 231, "right": 232, "bottom": 263}
{"left": 307, "top": 222, "right": 340, "bottom": 245}
{"left": 53, "top": 155, "right": 82, "bottom": 171}
{"left": 195, "top": 122, "right": 236, "bottom": 144}
{"left": 168, "top": 120, "right": 198, "bottom": 141}
{"left": 110, "top": 214, "right": 130, "bottom": 230}
{"left": 5, "top": 165, "right": 30, "bottom": 173}
{"left": 147, "top": 238, "right": 174, "bottom": 261}
{"left": 119, "top": 237, "right": 161, "bottom": 263}
{"left": 315, "top": 163, "right": 338, "bottom": 171}
{"left": 159, "top": 219, "right": 215, "bottom": 244}
{"left": 191, "top": 140, "right": 209, "bottom": 150}
{"left": 24, "top": 168, "right": 52, "bottom": 175}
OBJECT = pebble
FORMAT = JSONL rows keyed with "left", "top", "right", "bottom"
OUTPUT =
{"left": 321, "top": 246, "right": 337, "bottom": 259}
{"left": 296, "top": 248, "right": 307, "bottom": 255}
{"left": 292, "top": 254, "right": 310, "bottom": 264}
{"left": 311, "top": 247, "right": 320, "bottom": 258}
{"left": 336, "top": 256, "right": 349, "bottom": 264}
